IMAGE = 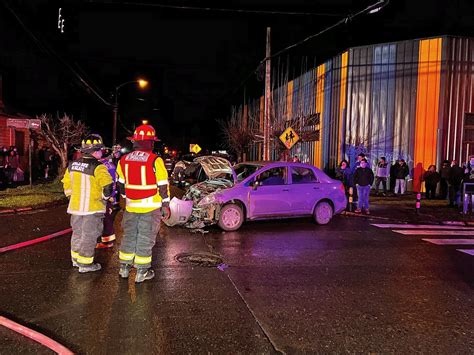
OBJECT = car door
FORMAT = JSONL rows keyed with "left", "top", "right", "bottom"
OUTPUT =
{"left": 249, "top": 166, "right": 291, "bottom": 217}
{"left": 287, "top": 166, "right": 320, "bottom": 214}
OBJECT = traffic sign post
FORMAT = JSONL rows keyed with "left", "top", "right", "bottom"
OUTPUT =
{"left": 279, "top": 127, "right": 300, "bottom": 150}
{"left": 189, "top": 144, "right": 202, "bottom": 154}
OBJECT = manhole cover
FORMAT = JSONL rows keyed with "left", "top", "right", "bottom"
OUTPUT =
{"left": 175, "top": 252, "right": 223, "bottom": 267}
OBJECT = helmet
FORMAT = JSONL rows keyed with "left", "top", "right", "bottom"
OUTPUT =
{"left": 81, "top": 134, "right": 105, "bottom": 153}
{"left": 128, "top": 124, "right": 159, "bottom": 141}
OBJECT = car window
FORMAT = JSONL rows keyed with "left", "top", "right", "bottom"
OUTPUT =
{"left": 257, "top": 167, "right": 286, "bottom": 186}
{"left": 291, "top": 167, "right": 318, "bottom": 184}
{"left": 234, "top": 164, "right": 261, "bottom": 182}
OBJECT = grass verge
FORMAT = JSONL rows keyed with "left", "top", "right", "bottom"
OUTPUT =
{"left": 0, "top": 181, "right": 67, "bottom": 209}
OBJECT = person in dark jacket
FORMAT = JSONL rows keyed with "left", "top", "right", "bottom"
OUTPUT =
{"left": 335, "top": 160, "right": 354, "bottom": 209}
{"left": 353, "top": 159, "right": 374, "bottom": 215}
{"left": 423, "top": 165, "right": 440, "bottom": 199}
{"left": 439, "top": 160, "right": 450, "bottom": 199}
{"left": 448, "top": 160, "right": 465, "bottom": 207}
{"left": 394, "top": 159, "right": 409, "bottom": 195}
{"left": 389, "top": 160, "right": 399, "bottom": 193}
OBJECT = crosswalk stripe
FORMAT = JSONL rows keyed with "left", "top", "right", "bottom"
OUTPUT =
{"left": 457, "top": 249, "right": 474, "bottom": 256}
{"left": 371, "top": 224, "right": 474, "bottom": 230}
{"left": 393, "top": 230, "right": 474, "bottom": 236}
{"left": 422, "top": 239, "right": 474, "bottom": 245}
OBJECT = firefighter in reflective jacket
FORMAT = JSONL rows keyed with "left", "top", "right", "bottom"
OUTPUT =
{"left": 116, "top": 124, "right": 170, "bottom": 283}
{"left": 61, "top": 134, "right": 114, "bottom": 273}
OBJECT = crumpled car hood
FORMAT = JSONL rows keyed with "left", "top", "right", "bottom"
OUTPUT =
{"left": 194, "top": 156, "right": 236, "bottom": 181}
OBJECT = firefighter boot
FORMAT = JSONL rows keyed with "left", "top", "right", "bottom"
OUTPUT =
{"left": 135, "top": 268, "right": 155, "bottom": 283}
{"left": 119, "top": 264, "right": 131, "bottom": 279}
{"left": 78, "top": 263, "right": 102, "bottom": 273}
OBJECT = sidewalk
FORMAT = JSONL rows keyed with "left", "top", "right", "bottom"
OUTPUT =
{"left": 343, "top": 192, "right": 471, "bottom": 225}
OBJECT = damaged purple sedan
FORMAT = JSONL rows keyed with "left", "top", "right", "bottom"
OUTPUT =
{"left": 166, "top": 156, "right": 347, "bottom": 231}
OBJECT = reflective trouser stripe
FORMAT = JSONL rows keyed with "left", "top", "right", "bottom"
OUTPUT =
{"left": 119, "top": 251, "right": 135, "bottom": 261}
{"left": 134, "top": 255, "right": 152, "bottom": 265}
{"left": 77, "top": 255, "right": 94, "bottom": 265}
{"left": 102, "top": 234, "right": 116, "bottom": 242}
{"left": 71, "top": 250, "right": 79, "bottom": 259}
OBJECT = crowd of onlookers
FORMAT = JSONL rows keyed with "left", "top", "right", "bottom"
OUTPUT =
{"left": 0, "top": 146, "right": 22, "bottom": 187}
{"left": 0, "top": 145, "right": 62, "bottom": 188}
{"left": 335, "top": 153, "right": 474, "bottom": 213}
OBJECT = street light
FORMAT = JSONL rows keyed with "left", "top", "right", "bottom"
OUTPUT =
{"left": 112, "top": 78, "right": 149, "bottom": 144}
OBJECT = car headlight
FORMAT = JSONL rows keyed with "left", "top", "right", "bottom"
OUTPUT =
{"left": 198, "top": 193, "right": 217, "bottom": 206}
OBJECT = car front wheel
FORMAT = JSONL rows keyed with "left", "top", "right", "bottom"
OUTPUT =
{"left": 313, "top": 201, "right": 333, "bottom": 225}
{"left": 218, "top": 203, "right": 244, "bottom": 231}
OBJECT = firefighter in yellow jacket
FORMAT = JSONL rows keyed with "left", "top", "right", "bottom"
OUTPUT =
{"left": 116, "top": 124, "right": 170, "bottom": 283}
{"left": 62, "top": 134, "right": 114, "bottom": 273}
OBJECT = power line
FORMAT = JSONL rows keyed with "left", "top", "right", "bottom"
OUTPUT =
{"left": 225, "top": 0, "right": 390, "bottom": 100}
{"left": 86, "top": 0, "right": 344, "bottom": 17}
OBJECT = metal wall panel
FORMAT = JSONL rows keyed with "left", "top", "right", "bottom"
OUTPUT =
{"left": 393, "top": 40, "right": 418, "bottom": 165}
{"left": 322, "top": 59, "right": 333, "bottom": 170}
{"left": 442, "top": 37, "right": 474, "bottom": 163}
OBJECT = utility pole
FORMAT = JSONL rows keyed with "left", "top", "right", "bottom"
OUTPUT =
{"left": 263, "top": 27, "right": 271, "bottom": 161}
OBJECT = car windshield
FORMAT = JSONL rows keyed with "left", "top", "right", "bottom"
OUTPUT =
{"left": 234, "top": 164, "right": 262, "bottom": 182}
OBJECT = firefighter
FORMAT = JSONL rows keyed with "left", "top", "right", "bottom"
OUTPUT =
{"left": 61, "top": 134, "right": 114, "bottom": 273}
{"left": 116, "top": 124, "right": 170, "bottom": 283}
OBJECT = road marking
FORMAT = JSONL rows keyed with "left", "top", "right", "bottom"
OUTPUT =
{"left": 457, "top": 249, "right": 474, "bottom": 256}
{"left": 372, "top": 224, "right": 474, "bottom": 230}
{"left": 422, "top": 239, "right": 474, "bottom": 245}
{"left": 392, "top": 230, "right": 474, "bottom": 236}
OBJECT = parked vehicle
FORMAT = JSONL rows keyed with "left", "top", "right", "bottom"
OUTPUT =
{"left": 166, "top": 159, "right": 347, "bottom": 231}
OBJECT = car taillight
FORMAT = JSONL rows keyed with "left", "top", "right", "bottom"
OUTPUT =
{"left": 339, "top": 183, "right": 345, "bottom": 193}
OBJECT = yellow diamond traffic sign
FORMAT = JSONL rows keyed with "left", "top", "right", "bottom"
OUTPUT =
{"left": 190, "top": 144, "right": 202, "bottom": 154}
{"left": 279, "top": 127, "right": 299, "bottom": 149}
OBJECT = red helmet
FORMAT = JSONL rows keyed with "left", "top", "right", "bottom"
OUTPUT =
{"left": 128, "top": 124, "right": 159, "bottom": 141}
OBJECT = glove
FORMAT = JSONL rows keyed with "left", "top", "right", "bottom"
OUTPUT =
{"left": 161, "top": 206, "right": 171, "bottom": 221}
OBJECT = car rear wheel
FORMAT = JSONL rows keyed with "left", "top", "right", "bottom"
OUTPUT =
{"left": 218, "top": 203, "right": 244, "bottom": 231}
{"left": 313, "top": 201, "right": 333, "bottom": 225}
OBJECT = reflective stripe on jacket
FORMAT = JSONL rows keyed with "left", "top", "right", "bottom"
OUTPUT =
{"left": 117, "top": 151, "right": 170, "bottom": 213}
{"left": 61, "top": 155, "right": 114, "bottom": 215}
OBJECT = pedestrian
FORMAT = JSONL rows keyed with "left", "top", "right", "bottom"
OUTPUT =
{"left": 292, "top": 155, "right": 301, "bottom": 163}
{"left": 448, "top": 160, "right": 465, "bottom": 207}
{"left": 116, "top": 123, "right": 171, "bottom": 283}
{"left": 0, "top": 146, "right": 8, "bottom": 186}
{"left": 423, "top": 165, "right": 440, "bottom": 199}
{"left": 61, "top": 134, "right": 114, "bottom": 273}
{"left": 352, "top": 153, "right": 370, "bottom": 172}
{"left": 389, "top": 160, "right": 399, "bottom": 193}
{"left": 439, "top": 160, "right": 450, "bottom": 199}
{"left": 353, "top": 159, "right": 374, "bottom": 214}
{"left": 374, "top": 157, "right": 389, "bottom": 195}
{"left": 43, "top": 147, "right": 53, "bottom": 179}
{"left": 335, "top": 159, "right": 354, "bottom": 209}
{"left": 394, "top": 159, "right": 409, "bottom": 195}
{"left": 96, "top": 150, "right": 119, "bottom": 249}
{"left": 5, "top": 148, "right": 20, "bottom": 185}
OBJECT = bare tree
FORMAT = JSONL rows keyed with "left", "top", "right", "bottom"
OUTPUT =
{"left": 219, "top": 106, "right": 255, "bottom": 162}
{"left": 36, "top": 113, "right": 88, "bottom": 176}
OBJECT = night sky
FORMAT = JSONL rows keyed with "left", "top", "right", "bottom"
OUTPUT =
{"left": 0, "top": 0, "right": 473, "bottom": 151}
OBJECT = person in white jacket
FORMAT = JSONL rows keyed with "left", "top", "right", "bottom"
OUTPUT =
{"left": 374, "top": 157, "right": 389, "bottom": 195}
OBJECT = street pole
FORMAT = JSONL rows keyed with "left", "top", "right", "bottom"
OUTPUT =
{"left": 112, "top": 88, "right": 118, "bottom": 145}
{"left": 263, "top": 27, "right": 271, "bottom": 161}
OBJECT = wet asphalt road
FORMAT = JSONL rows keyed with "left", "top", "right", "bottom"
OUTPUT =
{"left": 0, "top": 205, "right": 473, "bottom": 354}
